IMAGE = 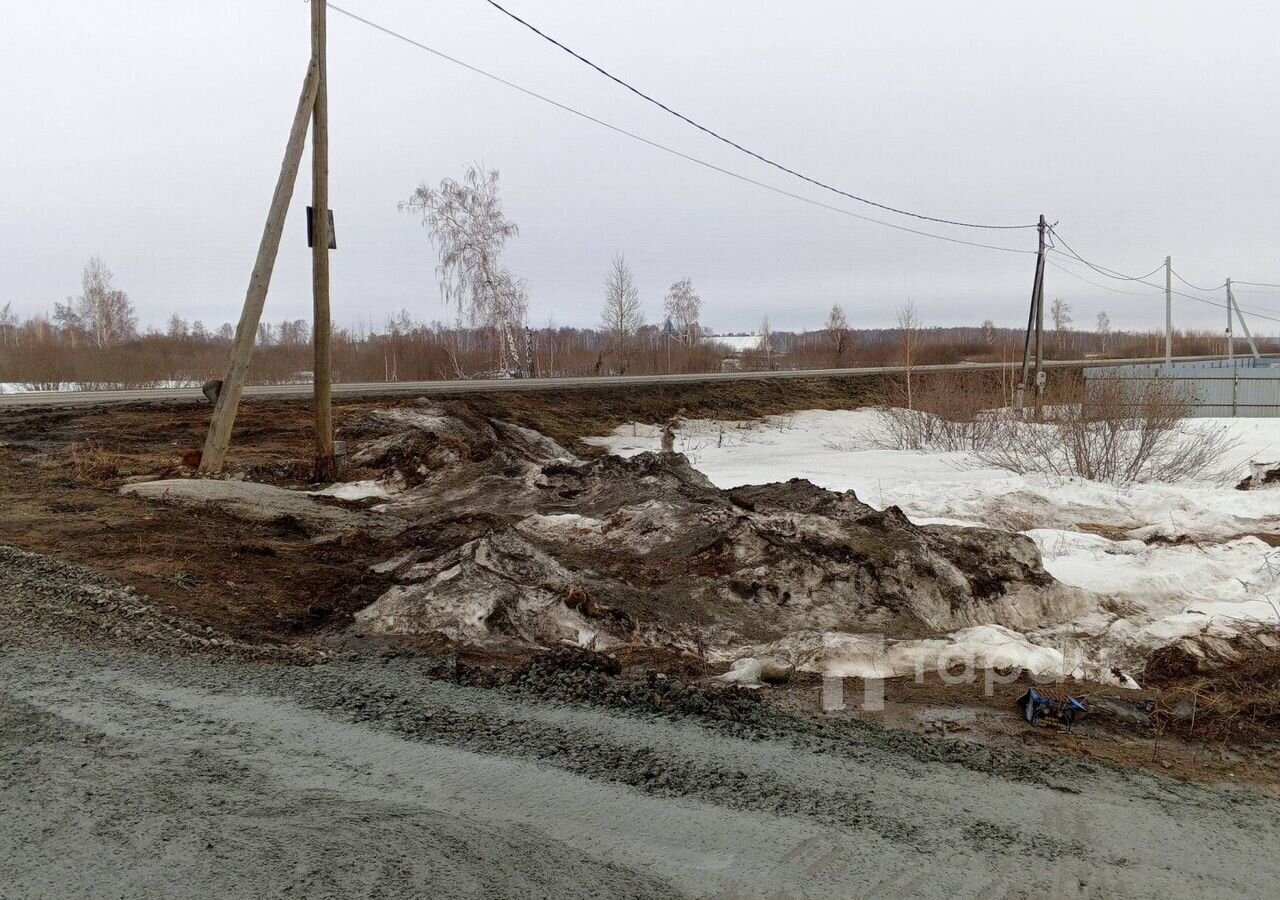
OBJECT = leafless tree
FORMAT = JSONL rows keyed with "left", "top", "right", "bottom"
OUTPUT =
{"left": 0, "top": 302, "right": 16, "bottom": 347}
{"left": 1051, "top": 298, "right": 1073, "bottom": 351}
{"left": 897, "top": 300, "right": 921, "bottom": 409}
{"left": 663, "top": 278, "right": 702, "bottom": 346}
{"left": 981, "top": 318, "right": 997, "bottom": 346}
{"left": 278, "top": 318, "right": 311, "bottom": 346}
{"left": 759, "top": 314, "right": 774, "bottom": 368}
{"left": 600, "top": 255, "right": 644, "bottom": 372}
{"left": 1096, "top": 309, "right": 1111, "bottom": 352}
{"left": 166, "top": 314, "right": 189, "bottom": 339}
{"left": 53, "top": 257, "right": 137, "bottom": 348}
{"left": 824, "top": 303, "right": 851, "bottom": 364}
{"left": 401, "top": 165, "right": 529, "bottom": 375}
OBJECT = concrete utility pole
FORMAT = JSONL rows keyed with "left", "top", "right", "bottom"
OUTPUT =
{"left": 1226, "top": 278, "right": 1234, "bottom": 365}
{"left": 311, "top": 0, "right": 336, "bottom": 481}
{"left": 1227, "top": 279, "right": 1261, "bottom": 361}
{"left": 1164, "top": 256, "right": 1172, "bottom": 365}
{"left": 198, "top": 62, "right": 319, "bottom": 475}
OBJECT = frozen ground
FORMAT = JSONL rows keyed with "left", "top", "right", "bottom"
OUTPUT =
{"left": 590, "top": 410, "right": 1280, "bottom": 683}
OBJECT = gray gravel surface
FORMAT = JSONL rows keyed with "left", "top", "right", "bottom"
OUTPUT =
{"left": 5, "top": 645, "right": 1280, "bottom": 899}
{"left": 0, "top": 545, "right": 315, "bottom": 661}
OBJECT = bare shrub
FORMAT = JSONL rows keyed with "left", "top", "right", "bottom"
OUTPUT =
{"left": 872, "top": 374, "right": 1006, "bottom": 453}
{"left": 869, "top": 372, "right": 1236, "bottom": 485}
{"left": 978, "top": 377, "right": 1239, "bottom": 484}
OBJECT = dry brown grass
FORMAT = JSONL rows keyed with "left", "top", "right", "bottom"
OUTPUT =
{"left": 66, "top": 440, "right": 125, "bottom": 482}
{"left": 1145, "top": 636, "right": 1280, "bottom": 742}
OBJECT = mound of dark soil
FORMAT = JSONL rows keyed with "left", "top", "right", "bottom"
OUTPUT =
{"left": 335, "top": 403, "right": 1083, "bottom": 654}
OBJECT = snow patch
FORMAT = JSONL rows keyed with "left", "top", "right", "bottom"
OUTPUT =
{"left": 591, "top": 409, "right": 1280, "bottom": 680}
{"left": 311, "top": 480, "right": 396, "bottom": 502}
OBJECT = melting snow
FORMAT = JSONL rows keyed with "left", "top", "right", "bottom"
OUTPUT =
{"left": 311, "top": 480, "right": 396, "bottom": 501}
{"left": 591, "top": 409, "right": 1280, "bottom": 683}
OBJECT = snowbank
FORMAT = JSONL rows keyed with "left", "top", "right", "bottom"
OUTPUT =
{"left": 591, "top": 409, "right": 1280, "bottom": 682}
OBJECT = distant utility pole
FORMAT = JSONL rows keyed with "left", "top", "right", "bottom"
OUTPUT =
{"left": 311, "top": 0, "right": 336, "bottom": 481}
{"left": 1164, "top": 255, "right": 1172, "bottom": 364}
{"left": 1018, "top": 215, "right": 1047, "bottom": 416}
{"left": 199, "top": 5, "right": 336, "bottom": 477}
{"left": 1226, "top": 278, "right": 1261, "bottom": 362}
{"left": 1226, "top": 278, "right": 1234, "bottom": 365}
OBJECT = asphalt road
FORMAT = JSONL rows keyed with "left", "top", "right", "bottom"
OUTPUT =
{"left": 0, "top": 354, "right": 1243, "bottom": 409}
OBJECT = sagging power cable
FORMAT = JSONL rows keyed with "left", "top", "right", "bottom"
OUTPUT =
{"left": 325, "top": 3, "right": 1035, "bottom": 255}
{"left": 479, "top": 0, "right": 1038, "bottom": 231}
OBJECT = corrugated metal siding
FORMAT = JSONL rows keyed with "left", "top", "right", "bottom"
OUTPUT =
{"left": 1084, "top": 359, "right": 1280, "bottom": 417}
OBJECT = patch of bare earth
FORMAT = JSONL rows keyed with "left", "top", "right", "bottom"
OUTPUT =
{"left": 2, "top": 385, "right": 1279, "bottom": 786}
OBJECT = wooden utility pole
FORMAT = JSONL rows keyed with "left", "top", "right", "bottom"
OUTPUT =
{"left": 1033, "top": 214, "right": 1046, "bottom": 414}
{"left": 1164, "top": 256, "right": 1172, "bottom": 364}
{"left": 311, "top": 0, "right": 336, "bottom": 481}
{"left": 198, "top": 62, "right": 319, "bottom": 475}
{"left": 1018, "top": 215, "right": 1047, "bottom": 415}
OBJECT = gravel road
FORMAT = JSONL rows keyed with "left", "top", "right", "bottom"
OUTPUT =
{"left": 5, "top": 645, "right": 1280, "bottom": 900}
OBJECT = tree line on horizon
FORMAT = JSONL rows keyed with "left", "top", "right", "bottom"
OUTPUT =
{"left": 0, "top": 166, "right": 1256, "bottom": 390}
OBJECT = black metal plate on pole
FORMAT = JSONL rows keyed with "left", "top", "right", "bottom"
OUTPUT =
{"left": 306, "top": 206, "right": 337, "bottom": 249}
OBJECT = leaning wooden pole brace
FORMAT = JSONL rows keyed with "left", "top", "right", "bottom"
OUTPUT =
{"left": 199, "top": 61, "right": 320, "bottom": 475}
{"left": 311, "top": 0, "right": 336, "bottom": 481}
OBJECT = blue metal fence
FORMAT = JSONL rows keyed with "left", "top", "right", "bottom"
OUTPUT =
{"left": 1083, "top": 358, "right": 1280, "bottom": 417}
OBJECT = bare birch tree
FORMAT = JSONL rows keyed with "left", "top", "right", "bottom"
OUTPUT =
{"left": 759, "top": 314, "right": 773, "bottom": 368}
{"left": 0, "top": 302, "right": 16, "bottom": 347}
{"left": 981, "top": 318, "right": 997, "bottom": 346}
{"left": 53, "top": 257, "right": 137, "bottom": 348}
{"left": 825, "top": 303, "right": 850, "bottom": 364}
{"left": 1096, "top": 309, "right": 1111, "bottom": 352}
{"left": 1051, "top": 298, "right": 1073, "bottom": 352}
{"left": 401, "top": 165, "right": 529, "bottom": 375}
{"left": 663, "top": 278, "right": 702, "bottom": 345}
{"left": 600, "top": 255, "right": 643, "bottom": 372}
{"left": 897, "top": 300, "right": 921, "bottom": 409}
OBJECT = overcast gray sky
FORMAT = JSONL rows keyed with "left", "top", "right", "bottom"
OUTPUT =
{"left": 4, "top": 0, "right": 1279, "bottom": 335}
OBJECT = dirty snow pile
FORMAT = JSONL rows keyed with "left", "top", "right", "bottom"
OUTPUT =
{"left": 123, "top": 403, "right": 1090, "bottom": 674}
{"left": 590, "top": 410, "right": 1280, "bottom": 682}
{"left": 124, "top": 401, "right": 1280, "bottom": 686}
{"left": 341, "top": 406, "right": 1086, "bottom": 660}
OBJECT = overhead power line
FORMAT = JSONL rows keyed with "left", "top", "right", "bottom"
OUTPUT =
{"left": 1044, "top": 232, "right": 1280, "bottom": 325}
{"left": 479, "top": 0, "right": 1037, "bottom": 231}
{"left": 1044, "top": 226, "right": 1280, "bottom": 323}
{"left": 1171, "top": 268, "right": 1226, "bottom": 293}
{"left": 1045, "top": 257, "right": 1161, "bottom": 297}
{"left": 325, "top": 3, "right": 1034, "bottom": 255}
{"left": 1046, "top": 227, "right": 1166, "bottom": 282}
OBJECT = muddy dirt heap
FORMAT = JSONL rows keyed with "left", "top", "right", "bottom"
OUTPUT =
{"left": 344, "top": 404, "right": 1080, "bottom": 650}
{"left": 126, "top": 403, "right": 1080, "bottom": 652}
